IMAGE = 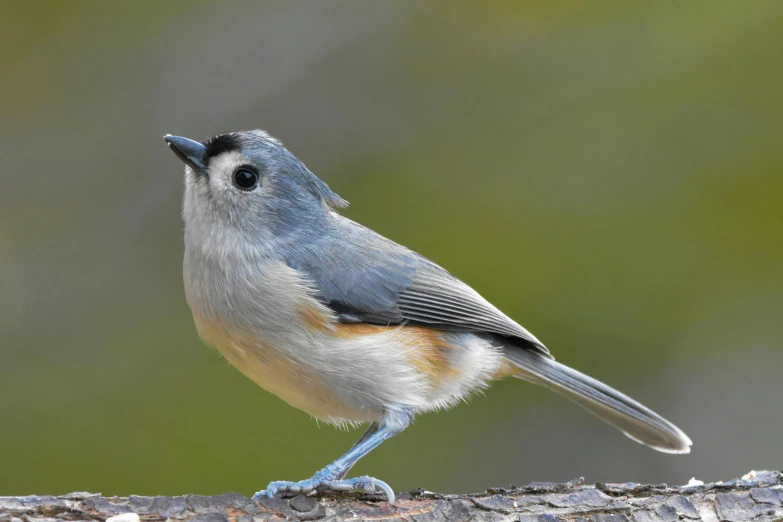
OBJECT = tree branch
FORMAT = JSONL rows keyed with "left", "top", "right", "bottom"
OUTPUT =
{"left": 1, "top": 471, "right": 781, "bottom": 522}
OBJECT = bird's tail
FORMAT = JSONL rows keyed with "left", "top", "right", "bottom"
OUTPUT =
{"left": 503, "top": 347, "right": 692, "bottom": 454}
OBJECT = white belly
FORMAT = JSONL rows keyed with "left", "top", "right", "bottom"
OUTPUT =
{"left": 215, "top": 330, "right": 384, "bottom": 423}
{"left": 185, "top": 256, "right": 503, "bottom": 424}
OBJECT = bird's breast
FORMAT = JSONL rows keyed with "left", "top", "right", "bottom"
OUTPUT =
{"left": 183, "top": 253, "right": 381, "bottom": 421}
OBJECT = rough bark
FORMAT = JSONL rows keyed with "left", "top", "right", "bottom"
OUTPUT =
{"left": 1, "top": 471, "right": 781, "bottom": 522}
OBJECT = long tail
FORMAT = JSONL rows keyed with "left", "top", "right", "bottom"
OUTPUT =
{"left": 503, "top": 347, "right": 692, "bottom": 454}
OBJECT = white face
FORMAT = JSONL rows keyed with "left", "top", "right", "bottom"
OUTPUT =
{"left": 183, "top": 148, "right": 276, "bottom": 241}
{"left": 207, "top": 150, "right": 249, "bottom": 189}
{"left": 183, "top": 151, "right": 274, "bottom": 257}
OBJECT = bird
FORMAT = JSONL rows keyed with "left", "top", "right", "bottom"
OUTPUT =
{"left": 163, "top": 130, "right": 692, "bottom": 504}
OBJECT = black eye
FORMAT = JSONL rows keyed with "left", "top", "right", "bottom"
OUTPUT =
{"left": 232, "top": 167, "right": 259, "bottom": 190}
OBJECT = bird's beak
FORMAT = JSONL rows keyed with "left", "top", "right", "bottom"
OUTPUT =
{"left": 164, "top": 134, "right": 207, "bottom": 172}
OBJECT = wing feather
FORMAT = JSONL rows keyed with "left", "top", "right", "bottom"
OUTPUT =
{"left": 285, "top": 215, "right": 550, "bottom": 356}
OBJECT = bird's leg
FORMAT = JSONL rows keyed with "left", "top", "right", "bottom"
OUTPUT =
{"left": 255, "top": 409, "right": 411, "bottom": 503}
{"left": 334, "top": 421, "right": 380, "bottom": 480}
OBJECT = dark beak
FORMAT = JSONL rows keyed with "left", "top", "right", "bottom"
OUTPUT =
{"left": 164, "top": 134, "right": 207, "bottom": 172}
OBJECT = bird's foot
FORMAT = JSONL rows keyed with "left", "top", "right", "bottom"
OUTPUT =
{"left": 253, "top": 473, "right": 395, "bottom": 503}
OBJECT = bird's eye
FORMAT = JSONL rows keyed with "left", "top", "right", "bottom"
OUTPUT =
{"left": 233, "top": 167, "right": 259, "bottom": 191}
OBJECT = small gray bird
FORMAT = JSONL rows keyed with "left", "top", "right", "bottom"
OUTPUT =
{"left": 164, "top": 130, "right": 691, "bottom": 503}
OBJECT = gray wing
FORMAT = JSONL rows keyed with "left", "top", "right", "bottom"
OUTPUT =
{"left": 287, "top": 217, "right": 550, "bottom": 356}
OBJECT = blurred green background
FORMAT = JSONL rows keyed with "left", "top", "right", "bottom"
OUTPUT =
{"left": 1, "top": 1, "right": 781, "bottom": 497}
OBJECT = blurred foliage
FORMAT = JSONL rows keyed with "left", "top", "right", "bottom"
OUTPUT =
{"left": 0, "top": 1, "right": 781, "bottom": 497}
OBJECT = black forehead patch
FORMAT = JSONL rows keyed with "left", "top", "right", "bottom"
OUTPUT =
{"left": 203, "top": 133, "right": 241, "bottom": 160}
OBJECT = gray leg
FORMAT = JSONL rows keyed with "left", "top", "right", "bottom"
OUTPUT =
{"left": 254, "top": 409, "right": 411, "bottom": 503}
{"left": 335, "top": 422, "right": 380, "bottom": 480}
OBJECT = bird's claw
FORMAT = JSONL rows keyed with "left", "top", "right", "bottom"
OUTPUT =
{"left": 319, "top": 475, "right": 395, "bottom": 503}
{"left": 253, "top": 479, "right": 313, "bottom": 499}
{"left": 253, "top": 475, "right": 395, "bottom": 504}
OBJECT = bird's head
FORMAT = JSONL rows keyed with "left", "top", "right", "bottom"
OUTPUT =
{"left": 164, "top": 130, "right": 346, "bottom": 249}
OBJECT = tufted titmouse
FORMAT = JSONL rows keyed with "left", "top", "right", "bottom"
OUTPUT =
{"left": 164, "top": 130, "right": 691, "bottom": 503}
